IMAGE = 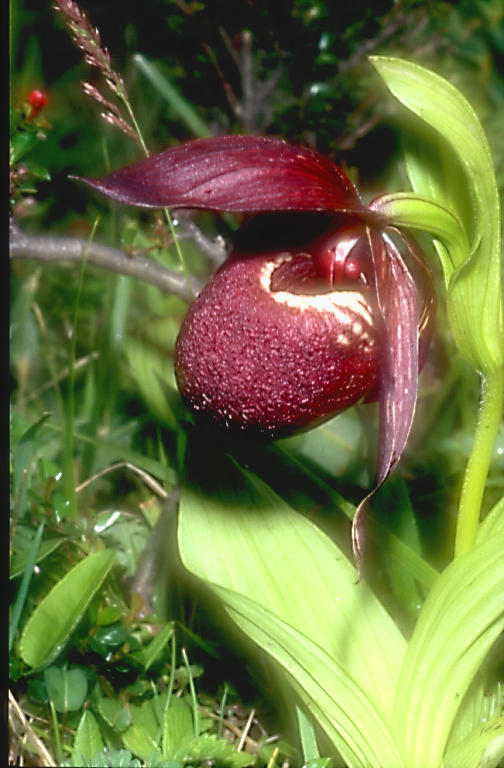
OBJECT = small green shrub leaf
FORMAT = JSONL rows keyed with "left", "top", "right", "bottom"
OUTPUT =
{"left": 10, "top": 537, "right": 64, "bottom": 579}
{"left": 72, "top": 710, "right": 105, "bottom": 768}
{"left": 184, "top": 734, "right": 255, "bottom": 767}
{"left": 20, "top": 549, "right": 116, "bottom": 669}
{"left": 163, "top": 698, "right": 194, "bottom": 760}
{"left": 98, "top": 697, "right": 133, "bottom": 733}
{"left": 133, "top": 621, "right": 174, "bottom": 671}
{"left": 122, "top": 700, "right": 160, "bottom": 761}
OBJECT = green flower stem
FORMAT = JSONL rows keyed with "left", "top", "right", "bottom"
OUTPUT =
{"left": 454, "top": 367, "right": 504, "bottom": 557}
{"left": 164, "top": 208, "right": 196, "bottom": 301}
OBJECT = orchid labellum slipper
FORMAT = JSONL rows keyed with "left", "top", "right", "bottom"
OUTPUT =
{"left": 75, "top": 135, "right": 436, "bottom": 572}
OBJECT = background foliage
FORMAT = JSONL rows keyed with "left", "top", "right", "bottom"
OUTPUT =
{"left": 10, "top": 0, "right": 504, "bottom": 765}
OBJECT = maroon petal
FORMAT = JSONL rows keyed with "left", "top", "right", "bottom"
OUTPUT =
{"left": 72, "top": 135, "right": 364, "bottom": 213}
{"left": 374, "top": 233, "right": 419, "bottom": 483}
{"left": 397, "top": 230, "right": 436, "bottom": 372}
{"left": 352, "top": 228, "right": 420, "bottom": 575}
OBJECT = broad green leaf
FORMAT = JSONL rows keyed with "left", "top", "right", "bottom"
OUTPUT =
{"left": 178, "top": 446, "right": 407, "bottom": 762}
{"left": 20, "top": 549, "right": 116, "bottom": 668}
{"left": 72, "top": 710, "right": 105, "bottom": 768}
{"left": 370, "top": 56, "right": 503, "bottom": 375}
{"left": 218, "top": 587, "right": 404, "bottom": 768}
{"left": 44, "top": 666, "right": 88, "bottom": 712}
{"left": 393, "top": 530, "right": 504, "bottom": 766}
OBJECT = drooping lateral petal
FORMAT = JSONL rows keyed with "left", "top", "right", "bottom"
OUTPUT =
{"left": 373, "top": 231, "right": 419, "bottom": 487}
{"left": 73, "top": 135, "right": 364, "bottom": 213}
{"left": 395, "top": 229, "right": 436, "bottom": 371}
{"left": 352, "top": 228, "right": 420, "bottom": 575}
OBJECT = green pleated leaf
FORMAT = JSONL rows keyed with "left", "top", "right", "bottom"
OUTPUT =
{"left": 445, "top": 671, "right": 504, "bottom": 768}
{"left": 442, "top": 716, "right": 504, "bottom": 768}
{"left": 178, "top": 446, "right": 406, "bottom": 764}
{"left": 476, "top": 495, "right": 504, "bottom": 544}
{"left": 370, "top": 56, "right": 503, "bottom": 375}
{"left": 72, "top": 710, "right": 105, "bottom": 768}
{"left": 218, "top": 587, "right": 404, "bottom": 768}
{"left": 393, "top": 530, "right": 504, "bottom": 767}
{"left": 20, "top": 549, "right": 116, "bottom": 669}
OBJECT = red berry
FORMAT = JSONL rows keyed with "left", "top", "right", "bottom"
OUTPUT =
{"left": 27, "top": 90, "right": 48, "bottom": 118}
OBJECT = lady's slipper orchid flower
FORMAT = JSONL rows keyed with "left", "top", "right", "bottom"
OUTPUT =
{"left": 75, "top": 135, "right": 436, "bottom": 572}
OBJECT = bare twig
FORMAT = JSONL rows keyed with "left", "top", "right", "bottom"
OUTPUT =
{"left": 176, "top": 217, "right": 228, "bottom": 267}
{"left": 129, "top": 485, "right": 180, "bottom": 620}
{"left": 218, "top": 29, "right": 282, "bottom": 134}
{"left": 10, "top": 220, "right": 202, "bottom": 302}
{"left": 76, "top": 461, "right": 169, "bottom": 498}
{"left": 237, "top": 708, "right": 256, "bottom": 752}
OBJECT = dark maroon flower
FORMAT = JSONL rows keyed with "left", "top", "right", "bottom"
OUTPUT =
{"left": 74, "top": 135, "right": 436, "bottom": 572}
{"left": 175, "top": 214, "right": 382, "bottom": 438}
